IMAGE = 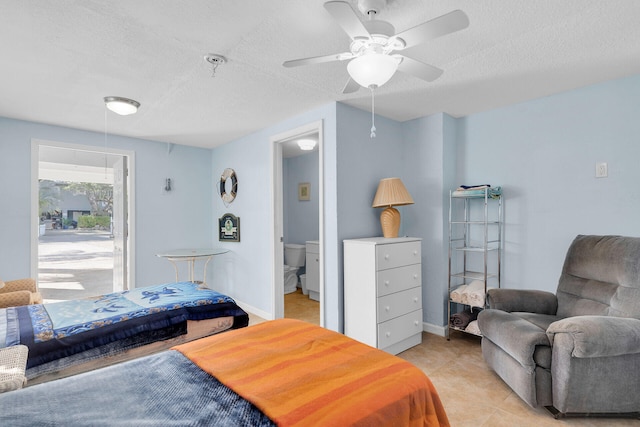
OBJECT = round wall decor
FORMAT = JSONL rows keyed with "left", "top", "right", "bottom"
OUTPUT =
{"left": 219, "top": 168, "right": 238, "bottom": 204}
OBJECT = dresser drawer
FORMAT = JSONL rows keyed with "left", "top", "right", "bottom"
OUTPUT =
{"left": 377, "top": 287, "right": 422, "bottom": 323}
{"left": 377, "top": 309, "right": 423, "bottom": 349}
{"left": 376, "top": 241, "right": 421, "bottom": 270}
{"left": 376, "top": 264, "right": 421, "bottom": 297}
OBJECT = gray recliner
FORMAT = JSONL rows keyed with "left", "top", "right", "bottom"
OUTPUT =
{"left": 477, "top": 235, "right": 640, "bottom": 418}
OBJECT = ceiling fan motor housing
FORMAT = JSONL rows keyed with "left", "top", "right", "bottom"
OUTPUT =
{"left": 351, "top": 20, "right": 404, "bottom": 56}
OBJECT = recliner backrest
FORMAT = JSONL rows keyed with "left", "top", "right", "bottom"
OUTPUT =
{"left": 556, "top": 235, "right": 640, "bottom": 319}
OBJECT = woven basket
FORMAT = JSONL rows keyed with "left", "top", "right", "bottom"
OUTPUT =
{"left": 0, "top": 345, "right": 28, "bottom": 392}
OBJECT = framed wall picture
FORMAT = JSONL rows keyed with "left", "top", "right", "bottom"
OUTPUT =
{"left": 218, "top": 213, "right": 240, "bottom": 242}
{"left": 298, "top": 182, "right": 310, "bottom": 201}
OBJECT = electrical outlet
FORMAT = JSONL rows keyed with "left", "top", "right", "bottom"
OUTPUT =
{"left": 595, "top": 162, "right": 608, "bottom": 178}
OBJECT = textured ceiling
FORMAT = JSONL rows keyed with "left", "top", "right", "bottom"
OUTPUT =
{"left": 1, "top": 0, "right": 639, "bottom": 149}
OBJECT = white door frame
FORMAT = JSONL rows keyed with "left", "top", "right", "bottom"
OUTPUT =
{"left": 270, "top": 121, "right": 324, "bottom": 325}
{"left": 30, "top": 139, "right": 136, "bottom": 290}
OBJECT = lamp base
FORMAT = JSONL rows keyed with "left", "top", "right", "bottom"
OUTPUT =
{"left": 379, "top": 206, "right": 401, "bottom": 238}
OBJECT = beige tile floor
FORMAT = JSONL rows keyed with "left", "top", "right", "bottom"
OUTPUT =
{"left": 265, "top": 293, "right": 639, "bottom": 427}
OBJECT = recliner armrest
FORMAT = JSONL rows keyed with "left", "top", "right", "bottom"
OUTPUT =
{"left": 486, "top": 289, "right": 557, "bottom": 314}
{"left": 547, "top": 316, "right": 640, "bottom": 358}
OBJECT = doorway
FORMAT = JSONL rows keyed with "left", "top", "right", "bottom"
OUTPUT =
{"left": 271, "top": 121, "right": 324, "bottom": 326}
{"left": 31, "top": 140, "right": 135, "bottom": 301}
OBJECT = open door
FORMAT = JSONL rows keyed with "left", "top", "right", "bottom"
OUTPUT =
{"left": 112, "top": 155, "right": 128, "bottom": 292}
{"left": 271, "top": 121, "right": 324, "bottom": 325}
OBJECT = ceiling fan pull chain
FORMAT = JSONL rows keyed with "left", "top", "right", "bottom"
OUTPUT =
{"left": 370, "top": 87, "right": 376, "bottom": 138}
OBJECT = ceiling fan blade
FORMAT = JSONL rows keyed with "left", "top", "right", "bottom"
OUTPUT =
{"left": 397, "top": 56, "right": 443, "bottom": 82}
{"left": 324, "top": 1, "right": 370, "bottom": 40}
{"left": 342, "top": 78, "right": 360, "bottom": 94}
{"left": 394, "top": 10, "right": 469, "bottom": 49}
{"left": 283, "top": 52, "right": 353, "bottom": 68}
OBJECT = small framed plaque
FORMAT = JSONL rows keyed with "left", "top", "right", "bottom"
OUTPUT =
{"left": 298, "top": 182, "right": 310, "bottom": 201}
{"left": 219, "top": 213, "right": 240, "bottom": 242}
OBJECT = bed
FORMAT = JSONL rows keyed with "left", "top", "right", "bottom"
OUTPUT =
{"left": 0, "top": 281, "right": 248, "bottom": 384}
{"left": 0, "top": 318, "right": 449, "bottom": 426}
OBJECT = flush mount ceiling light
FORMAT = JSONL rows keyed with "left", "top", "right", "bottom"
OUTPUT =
{"left": 104, "top": 96, "right": 140, "bottom": 115}
{"left": 297, "top": 139, "right": 317, "bottom": 151}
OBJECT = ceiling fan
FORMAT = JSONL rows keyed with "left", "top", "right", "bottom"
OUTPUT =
{"left": 283, "top": 0, "right": 469, "bottom": 94}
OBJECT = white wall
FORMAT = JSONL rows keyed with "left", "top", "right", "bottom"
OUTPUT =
{"left": 0, "top": 117, "right": 214, "bottom": 288}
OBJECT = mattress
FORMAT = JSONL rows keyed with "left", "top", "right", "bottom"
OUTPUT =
{"left": 0, "top": 281, "right": 248, "bottom": 379}
{"left": 0, "top": 319, "right": 450, "bottom": 426}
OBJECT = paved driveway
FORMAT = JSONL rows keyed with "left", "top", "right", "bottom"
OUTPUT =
{"left": 38, "top": 229, "right": 114, "bottom": 302}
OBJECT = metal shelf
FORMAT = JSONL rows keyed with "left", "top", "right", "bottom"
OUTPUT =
{"left": 450, "top": 270, "right": 498, "bottom": 281}
{"left": 447, "top": 187, "right": 503, "bottom": 340}
{"left": 454, "top": 244, "right": 500, "bottom": 252}
{"left": 449, "top": 325, "right": 482, "bottom": 337}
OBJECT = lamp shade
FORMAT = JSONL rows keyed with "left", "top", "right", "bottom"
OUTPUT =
{"left": 372, "top": 177, "right": 414, "bottom": 208}
{"left": 104, "top": 96, "right": 140, "bottom": 115}
{"left": 347, "top": 53, "right": 399, "bottom": 88}
{"left": 372, "top": 178, "right": 414, "bottom": 238}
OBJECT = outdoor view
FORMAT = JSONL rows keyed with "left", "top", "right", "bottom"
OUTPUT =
{"left": 38, "top": 180, "right": 114, "bottom": 303}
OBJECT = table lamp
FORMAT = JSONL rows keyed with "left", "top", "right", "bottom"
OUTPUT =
{"left": 372, "top": 177, "right": 414, "bottom": 238}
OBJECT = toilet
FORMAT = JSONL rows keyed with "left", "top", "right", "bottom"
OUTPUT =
{"left": 284, "top": 244, "right": 306, "bottom": 294}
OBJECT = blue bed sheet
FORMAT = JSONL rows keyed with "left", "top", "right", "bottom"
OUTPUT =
{"left": 0, "top": 282, "right": 248, "bottom": 369}
{"left": 0, "top": 350, "right": 275, "bottom": 426}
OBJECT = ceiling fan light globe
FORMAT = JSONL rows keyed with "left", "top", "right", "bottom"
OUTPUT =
{"left": 347, "top": 53, "right": 399, "bottom": 88}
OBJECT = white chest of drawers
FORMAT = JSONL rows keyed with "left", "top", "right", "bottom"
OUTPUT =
{"left": 343, "top": 237, "right": 422, "bottom": 355}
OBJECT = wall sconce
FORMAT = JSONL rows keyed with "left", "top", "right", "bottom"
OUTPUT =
{"left": 372, "top": 177, "right": 414, "bottom": 238}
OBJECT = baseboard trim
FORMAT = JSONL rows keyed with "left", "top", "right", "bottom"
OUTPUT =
{"left": 423, "top": 322, "right": 447, "bottom": 337}
{"left": 235, "top": 299, "right": 272, "bottom": 321}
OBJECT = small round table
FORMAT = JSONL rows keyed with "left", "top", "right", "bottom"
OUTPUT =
{"left": 156, "top": 248, "right": 229, "bottom": 285}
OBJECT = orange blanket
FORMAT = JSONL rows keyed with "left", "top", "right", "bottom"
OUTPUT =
{"left": 174, "top": 319, "right": 449, "bottom": 427}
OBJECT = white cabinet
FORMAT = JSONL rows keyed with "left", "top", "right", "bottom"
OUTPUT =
{"left": 305, "top": 241, "right": 319, "bottom": 301}
{"left": 344, "top": 237, "right": 422, "bottom": 355}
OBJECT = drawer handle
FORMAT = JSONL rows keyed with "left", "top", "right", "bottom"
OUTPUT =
{"left": 413, "top": 274, "right": 418, "bottom": 279}
{"left": 414, "top": 321, "right": 419, "bottom": 326}
{"left": 385, "top": 306, "right": 390, "bottom": 312}
{"left": 413, "top": 297, "right": 418, "bottom": 303}
{"left": 386, "top": 332, "right": 391, "bottom": 337}
{"left": 413, "top": 250, "right": 418, "bottom": 256}
{"left": 384, "top": 254, "right": 390, "bottom": 260}
{"left": 384, "top": 280, "right": 390, "bottom": 286}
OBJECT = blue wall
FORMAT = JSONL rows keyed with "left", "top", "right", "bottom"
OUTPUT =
{"left": 210, "top": 103, "right": 338, "bottom": 326}
{"left": 283, "top": 150, "right": 319, "bottom": 246}
{"left": 0, "top": 117, "right": 214, "bottom": 287}
{"left": 455, "top": 73, "right": 640, "bottom": 295}
{"left": 2, "top": 72, "right": 639, "bottom": 335}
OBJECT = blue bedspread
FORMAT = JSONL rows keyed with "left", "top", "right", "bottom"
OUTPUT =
{"left": 0, "top": 350, "right": 275, "bottom": 427}
{"left": 0, "top": 282, "right": 248, "bottom": 369}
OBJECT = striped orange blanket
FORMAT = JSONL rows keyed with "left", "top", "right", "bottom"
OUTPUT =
{"left": 174, "top": 318, "right": 449, "bottom": 426}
